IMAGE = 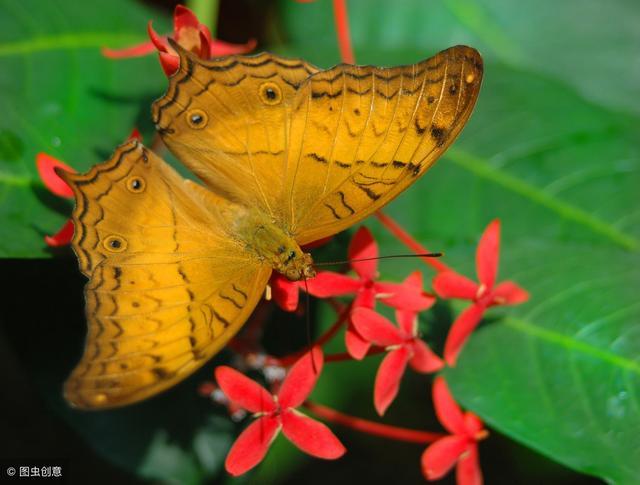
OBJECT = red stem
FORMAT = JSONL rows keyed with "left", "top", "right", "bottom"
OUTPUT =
{"left": 304, "top": 401, "right": 445, "bottom": 444}
{"left": 375, "top": 211, "right": 451, "bottom": 273}
{"left": 333, "top": 0, "right": 355, "bottom": 64}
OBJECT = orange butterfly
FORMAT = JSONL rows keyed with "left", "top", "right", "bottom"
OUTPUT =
{"left": 61, "top": 44, "right": 482, "bottom": 409}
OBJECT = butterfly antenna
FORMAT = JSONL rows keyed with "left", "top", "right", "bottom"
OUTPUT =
{"left": 314, "top": 252, "right": 443, "bottom": 267}
{"left": 302, "top": 274, "right": 318, "bottom": 374}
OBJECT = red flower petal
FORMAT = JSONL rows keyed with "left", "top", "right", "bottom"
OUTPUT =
{"left": 374, "top": 347, "right": 410, "bottom": 416}
{"left": 464, "top": 413, "right": 485, "bottom": 436}
{"left": 215, "top": 366, "right": 275, "bottom": 414}
{"left": 127, "top": 127, "right": 143, "bottom": 142}
{"left": 225, "top": 415, "right": 281, "bottom": 476}
{"left": 278, "top": 347, "right": 323, "bottom": 409}
{"left": 197, "top": 28, "right": 211, "bottom": 59}
{"left": 158, "top": 51, "right": 180, "bottom": 77}
{"left": 147, "top": 22, "right": 169, "bottom": 53}
{"left": 443, "top": 304, "right": 485, "bottom": 366}
{"left": 199, "top": 23, "right": 213, "bottom": 48}
{"left": 345, "top": 323, "right": 371, "bottom": 360}
{"left": 421, "top": 435, "right": 468, "bottom": 481}
{"left": 210, "top": 38, "right": 258, "bottom": 57}
{"left": 403, "top": 270, "right": 423, "bottom": 289}
{"left": 36, "top": 153, "right": 75, "bottom": 198}
{"left": 352, "top": 284, "right": 376, "bottom": 309}
{"left": 395, "top": 309, "right": 417, "bottom": 336}
{"left": 476, "top": 219, "right": 500, "bottom": 290}
{"left": 348, "top": 226, "right": 378, "bottom": 281}
{"left": 432, "top": 377, "right": 466, "bottom": 435}
{"left": 281, "top": 409, "right": 346, "bottom": 459}
{"left": 271, "top": 274, "right": 299, "bottom": 312}
{"left": 101, "top": 41, "right": 157, "bottom": 59}
{"left": 304, "top": 271, "right": 361, "bottom": 297}
{"left": 45, "top": 219, "right": 74, "bottom": 247}
{"left": 491, "top": 281, "right": 529, "bottom": 306}
{"left": 173, "top": 5, "right": 200, "bottom": 32}
{"left": 409, "top": 339, "right": 444, "bottom": 373}
{"left": 432, "top": 271, "right": 478, "bottom": 300}
{"left": 456, "top": 445, "right": 483, "bottom": 485}
{"left": 351, "top": 307, "right": 405, "bottom": 346}
{"left": 376, "top": 281, "right": 435, "bottom": 312}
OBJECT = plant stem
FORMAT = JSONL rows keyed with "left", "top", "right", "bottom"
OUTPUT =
{"left": 304, "top": 401, "right": 445, "bottom": 444}
{"left": 333, "top": 0, "right": 355, "bottom": 63}
{"left": 375, "top": 211, "right": 451, "bottom": 273}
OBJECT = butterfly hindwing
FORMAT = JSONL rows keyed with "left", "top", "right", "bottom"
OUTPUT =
{"left": 62, "top": 141, "right": 271, "bottom": 409}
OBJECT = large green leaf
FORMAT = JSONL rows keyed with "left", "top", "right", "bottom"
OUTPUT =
{"left": 0, "top": 0, "right": 170, "bottom": 257}
{"left": 445, "top": 245, "right": 640, "bottom": 484}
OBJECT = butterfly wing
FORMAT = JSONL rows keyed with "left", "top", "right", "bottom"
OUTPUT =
{"left": 62, "top": 141, "right": 271, "bottom": 409}
{"left": 151, "top": 47, "right": 319, "bottom": 221}
{"left": 286, "top": 46, "right": 483, "bottom": 244}
{"left": 151, "top": 45, "right": 482, "bottom": 245}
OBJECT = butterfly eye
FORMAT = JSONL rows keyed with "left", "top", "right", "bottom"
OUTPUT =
{"left": 103, "top": 235, "right": 127, "bottom": 252}
{"left": 126, "top": 176, "right": 146, "bottom": 193}
{"left": 186, "top": 109, "right": 208, "bottom": 129}
{"left": 259, "top": 82, "right": 282, "bottom": 105}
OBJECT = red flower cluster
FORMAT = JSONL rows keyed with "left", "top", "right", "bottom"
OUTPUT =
{"left": 103, "top": 5, "right": 256, "bottom": 76}
{"left": 352, "top": 305, "right": 443, "bottom": 415}
{"left": 422, "top": 377, "right": 487, "bottom": 485}
{"left": 289, "top": 227, "right": 434, "bottom": 359}
{"left": 215, "top": 348, "right": 345, "bottom": 475}
{"left": 433, "top": 220, "right": 529, "bottom": 365}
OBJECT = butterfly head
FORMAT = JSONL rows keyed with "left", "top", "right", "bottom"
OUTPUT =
{"left": 278, "top": 250, "right": 316, "bottom": 281}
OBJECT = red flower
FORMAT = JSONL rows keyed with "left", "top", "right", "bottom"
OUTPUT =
{"left": 36, "top": 129, "right": 143, "bottom": 247}
{"left": 352, "top": 304, "right": 443, "bottom": 416}
{"left": 432, "top": 220, "right": 529, "bottom": 365}
{"left": 102, "top": 5, "right": 256, "bottom": 76}
{"left": 422, "top": 377, "right": 487, "bottom": 485}
{"left": 215, "top": 348, "right": 345, "bottom": 476}
{"left": 36, "top": 153, "right": 76, "bottom": 247}
{"left": 304, "top": 227, "right": 435, "bottom": 360}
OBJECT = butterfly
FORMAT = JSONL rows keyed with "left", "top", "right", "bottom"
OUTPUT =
{"left": 60, "top": 42, "right": 483, "bottom": 409}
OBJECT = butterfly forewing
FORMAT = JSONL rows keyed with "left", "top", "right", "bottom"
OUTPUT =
{"left": 286, "top": 46, "right": 483, "bottom": 244}
{"left": 151, "top": 48, "right": 319, "bottom": 220}
{"left": 152, "top": 45, "right": 482, "bottom": 245}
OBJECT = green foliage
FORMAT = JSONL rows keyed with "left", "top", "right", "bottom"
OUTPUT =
{"left": 0, "top": 0, "right": 169, "bottom": 257}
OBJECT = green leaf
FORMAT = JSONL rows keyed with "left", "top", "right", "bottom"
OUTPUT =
{"left": 445, "top": 245, "right": 640, "bottom": 484}
{"left": 0, "top": 0, "right": 170, "bottom": 257}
